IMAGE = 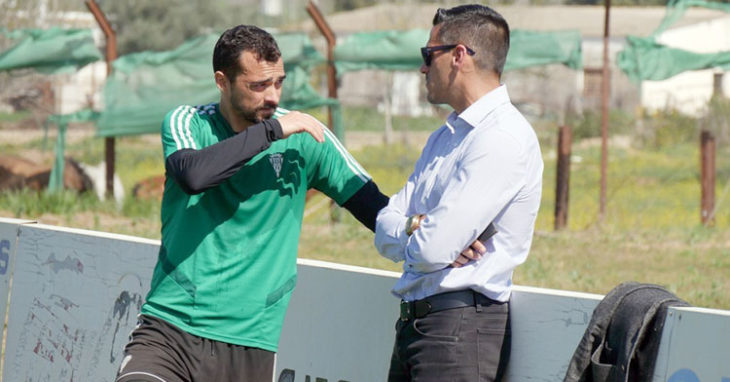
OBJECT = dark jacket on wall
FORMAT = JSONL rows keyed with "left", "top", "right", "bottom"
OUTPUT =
{"left": 564, "top": 281, "right": 690, "bottom": 382}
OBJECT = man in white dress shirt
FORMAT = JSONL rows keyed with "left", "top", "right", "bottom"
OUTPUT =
{"left": 374, "top": 4, "right": 544, "bottom": 381}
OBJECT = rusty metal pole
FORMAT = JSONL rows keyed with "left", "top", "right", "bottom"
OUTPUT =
{"left": 599, "top": 0, "right": 611, "bottom": 222}
{"left": 555, "top": 125, "right": 572, "bottom": 230}
{"left": 306, "top": 1, "right": 337, "bottom": 130}
{"left": 85, "top": 0, "right": 117, "bottom": 199}
{"left": 700, "top": 130, "right": 716, "bottom": 226}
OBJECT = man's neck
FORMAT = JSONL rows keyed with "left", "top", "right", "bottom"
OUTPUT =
{"left": 219, "top": 100, "right": 254, "bottom": 133}
{"left": 451, "top": 73, "right": 501, "bottom": 114}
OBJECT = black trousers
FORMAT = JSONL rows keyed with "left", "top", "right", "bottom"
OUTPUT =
{"left": 116, "top": 314, "right": 275, "bottom": 382}
{"left": 388, "top": 298, "right": 511, "bottom": 382}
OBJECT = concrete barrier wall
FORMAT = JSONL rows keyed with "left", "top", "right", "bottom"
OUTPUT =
{"left": 0, "top": 219, "right": 727, "bottom": 381}
{"left": 654, "top": 306, "right": 730, "bottom": 382}
{"left": 0, "top": 221, "right": 159, "bottom": 381}
{"left": 0, "top": 218, "right": 33, "bottom": 357}
{"left": 277, "top": 262, "right": 605, "bottom": 381}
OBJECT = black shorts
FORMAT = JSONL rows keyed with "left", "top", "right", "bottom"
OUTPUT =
{"left": 116, "top": 314, "right": 275, "bottom": 382}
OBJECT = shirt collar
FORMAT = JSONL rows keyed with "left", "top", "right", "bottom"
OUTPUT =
{"left": 446, "top": 85, "right": 511, "bottom": 131}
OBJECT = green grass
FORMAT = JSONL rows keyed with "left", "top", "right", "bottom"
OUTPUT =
{"left": 341, "top": 105, "right": 444, "bottom": 132}
{"left": 1, "top": 110, "right": 729, "bottom": 309}
{"left": 0, "top": 110, "right": 31, "bottom": 123}
{"left": 0, "top": 188, "right": 106, "bottom": 217}
{"left": 300, "top": 138, "right": 730, "bottom": 310}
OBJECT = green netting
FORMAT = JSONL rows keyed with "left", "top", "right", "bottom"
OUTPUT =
{"left": 97, "top": 32, "right": 333, "bottom": 137}
{"left": 0, "top": 26, "right": 102, "bottom": 191}
{"left": 1, "top": 24, "right": 586, "bottom": 192}
{"left": 1, "top": 25, "right": 584, "bottom": 140}
{"left": 505, "top": 29, "right": 583, "bottom": 71}
{"left": 619, "top": 36, "right": 730, "bottom": 83}
{"left": 651, "top": 0, "right": 730, "bottom": 38}
{"left": 0, "top": 27, "right": 102, "bottom": 73}
{"left": 335, "top": 29, "right": 428, "bottom": 73}
{"left": 618, "top": 0, "right": 730, "bottom": 83}
{"left": 334, "top": 29, "right": 583, "bottom": 74}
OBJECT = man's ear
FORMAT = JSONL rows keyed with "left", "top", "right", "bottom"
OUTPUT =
{"left": 453, "top": 45, "right": 476, "bottom": 73}
{"left": 214, "top": 71, "right": 228, "bottom": 92}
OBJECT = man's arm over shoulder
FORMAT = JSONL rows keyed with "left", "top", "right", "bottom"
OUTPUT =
{"left": 162, "top": 106, "right": 283, "bottom": 195}
{"left": 306, "top": 128, "right": 389, "bottom": 231}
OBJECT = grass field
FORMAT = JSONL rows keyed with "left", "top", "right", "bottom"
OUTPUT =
{"left": 1, "top": 110, "right": 729, "bottom": 310}
{"left": 300, "top": 138, "right": 730, "bottom": 310}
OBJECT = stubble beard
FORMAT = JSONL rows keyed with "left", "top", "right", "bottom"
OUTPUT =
{"left": 425, "top": 75, "right": 440, "bottom": 105}
{"left": 230, "top": 94, "right": 278, "bottom": 124}
{"left": 243, "top": 105, "right": 277, "bottom": 124}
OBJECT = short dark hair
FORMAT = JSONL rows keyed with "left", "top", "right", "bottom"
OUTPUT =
{"left": 213, "top": 25, "right": 281, "bottom": 80}
{"left": 433, "top": 4, "right": 510, "bottom": 76}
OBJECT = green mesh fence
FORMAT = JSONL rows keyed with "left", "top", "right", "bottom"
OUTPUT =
{"left": 1, "top": 25, "right": 584, "bottom": 191}
{"left": 0, "top": 27, "right": 102, "bottom": 73}
{"left": 618, "top": 0, "right": 730, "bottom": 83}
{"left": 98, "top": 32, "right": 333, "bottom": 137}
{"left": 334, "top": 29, "right": 583, "bottom": 74}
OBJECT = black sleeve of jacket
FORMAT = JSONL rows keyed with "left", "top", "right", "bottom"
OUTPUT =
{"left": 342, "top": 180, "right": 389, "bottom": 232}
{"left": 165, "top": 119, "right": 283, "bottom": 194}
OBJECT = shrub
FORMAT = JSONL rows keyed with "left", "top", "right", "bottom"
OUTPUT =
{"left": 636, "top": 108, "right": 697, "bottom": 149}
{"left": 565, "top": 109, "right": 635, "bottom": 141}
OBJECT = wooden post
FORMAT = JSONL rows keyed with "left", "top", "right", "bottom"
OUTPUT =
{"left": 85, "top": 0, "right": 117, "bottom": 199}
{"left": 599, "top": 0, "right": 611, "bottom": 222}
{"left": 713, "top": 72, "right": 723, "bottom": 97}
{"left": 383, "top": 73, "right": 393, "bottom": 145}
{"left": 700, "top": 130, "right": 715, "bottom": 226}
{"left": 555, "top": 125, "right": 572, "bottom": 230}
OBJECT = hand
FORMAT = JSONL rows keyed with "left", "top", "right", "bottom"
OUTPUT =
{"left": 277, "top": 111, "right": 325, "bottom": 143}
{"left": 450, "top": 239, "right": 486, "bottom": 268}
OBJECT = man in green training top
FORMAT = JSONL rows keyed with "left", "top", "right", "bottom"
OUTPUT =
{"left": 115, "top": 25, "right": 388, "bottom": 382}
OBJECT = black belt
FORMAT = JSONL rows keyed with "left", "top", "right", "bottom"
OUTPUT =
{"left": 399, "top": 290, "right": 501, "bottom": 322}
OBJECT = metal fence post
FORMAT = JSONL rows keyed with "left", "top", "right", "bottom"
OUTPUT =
{"left": 555, "top": 125, "right": 572, "bottom": 230}
{"left": 700, "top": 130, "right": 716, "bottom": 226}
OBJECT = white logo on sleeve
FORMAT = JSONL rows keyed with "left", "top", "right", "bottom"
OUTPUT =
{"left": 269, "top": 153, "right": 283, "bottom": 178}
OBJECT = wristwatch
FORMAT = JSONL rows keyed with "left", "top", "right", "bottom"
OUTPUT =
{"left": 405, "top": 214, "right": 423, "bottom": 236}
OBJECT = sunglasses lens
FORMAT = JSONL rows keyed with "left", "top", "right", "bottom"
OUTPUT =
{"left": 420, "top": 47, "right": 431, "bottom": 66}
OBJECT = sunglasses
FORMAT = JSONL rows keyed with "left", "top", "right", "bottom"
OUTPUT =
{"left": 420, "top": 44, "right": 476, "bottom": 66}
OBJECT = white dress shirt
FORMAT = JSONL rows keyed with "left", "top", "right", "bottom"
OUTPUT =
{"left": 374, "top": 85, "right": 543, "bottom": 302}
